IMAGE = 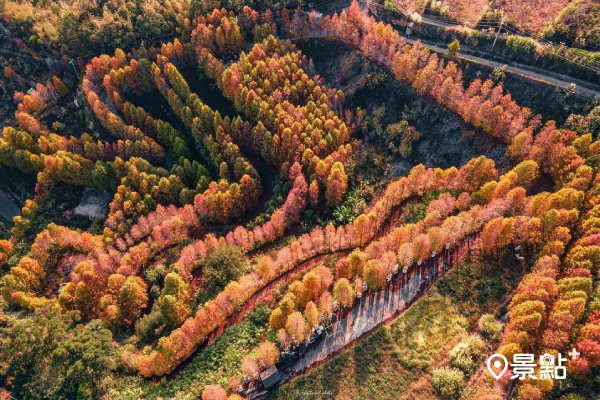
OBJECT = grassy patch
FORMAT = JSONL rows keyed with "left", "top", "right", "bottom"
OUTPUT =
{"left": 269, "top": 252, "right": 526, "bottom": 399}
{"left": 437, "top": 251, "right": 524, "bottom": 320}
{"left": 109, "top": 304, "right": 271, "bottom": 400}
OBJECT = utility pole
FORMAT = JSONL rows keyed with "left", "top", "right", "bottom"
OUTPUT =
{"left": 491, "top": 13, "right": 506, "bottom": 52}
{"left": 69, "top": 59, "right": 80, "bottom": 81}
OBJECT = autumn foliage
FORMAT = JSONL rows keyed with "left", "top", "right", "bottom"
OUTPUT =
{"left": 1, "top": 5, "right": 600, "bottom": 399}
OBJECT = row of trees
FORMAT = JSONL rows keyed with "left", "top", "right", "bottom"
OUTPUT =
{"left": 208, "top": 159, "right": 541, "bottom": 396}
{"left": 177, "top": 163, "right": 308, "bottom": 272}
{"left": 1, "top": 33, "right": 314, "bottom": 335}
{"left": 3, "top": 126, "right": 172, "bottom": 167}
{"left": 192, "top": 14, "right": 354, "bottom": 205}
{"left": 152, "top": 51, "right": 264, "bottom": 224}
{"left": 290, "top": 1, "right": 594, "bottom": 190}
{"left": 570, "top": 170, "right": 600, "bottom": 374}
{"left": 491, "top": 163, "right": 598, "bottom": 396}
{"left": 133, "top": 156, "right": 513, "bottom": 376}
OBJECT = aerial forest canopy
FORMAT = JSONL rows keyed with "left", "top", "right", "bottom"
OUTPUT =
{"left": 0, "top": 1, "right": 600, "bottom": 399}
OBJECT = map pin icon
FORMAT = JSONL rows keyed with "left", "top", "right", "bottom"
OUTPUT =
{"left": 487, "top": 354, "right": 508, "bottom": 380}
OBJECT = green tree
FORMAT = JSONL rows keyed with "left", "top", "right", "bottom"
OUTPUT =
{"left": 118, "top": 276, "right": 149, "bottom": 326}
{"left": 447, "top": 39, "right": 460, "bottom": 59}
{"left": 431, "top": 367, "right": 465, "bottom": 400}
{"left": 477, "top": 314, "right": 504, "bottom": 339}
{"left": 51, "top": 320, "right": 114, "bottom": 399}
{"left": 204, "top": 245, "right": 246, "bottom": 294}
{"left": 0, "top": 305, "right": 74, "bottom": 399}
{"left": 160, "top": 271, "right": 191, "bottom": 329}
{"left": 1, "top": 305, "right": 113, "bottom": 399}
{"left": 449, "top": 334, "right": 485, "bottom": 375}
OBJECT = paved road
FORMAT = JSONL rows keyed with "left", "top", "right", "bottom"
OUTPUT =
{"left": 401, "top": 36, "right": 600, "bottom": 100}
{"left": 375, "top": 8, "right": 600, "bottom": 99}
{"left": 301, "top": 26, "right": 600, "bottom": 100}
{"left": 289, "top": 263, "right": 431, "bottom": 373}
{"left": 285, "top": 239, "right": 473, "bottom": 376}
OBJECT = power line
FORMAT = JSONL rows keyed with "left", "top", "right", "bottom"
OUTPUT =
{"left": 498, "top": 25, "right": 600, "bottom": 73}
{"left": 475, "top": 16, "right": 600, "bottom": 70}
{"left": 370, "top": 0, "right": 600, "bottom": 75}
{"left": 490, "top": 13, "right": 507, "bottom": 52}
{"left": 359, "top": 2, "right": 599, "bottom": 99}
